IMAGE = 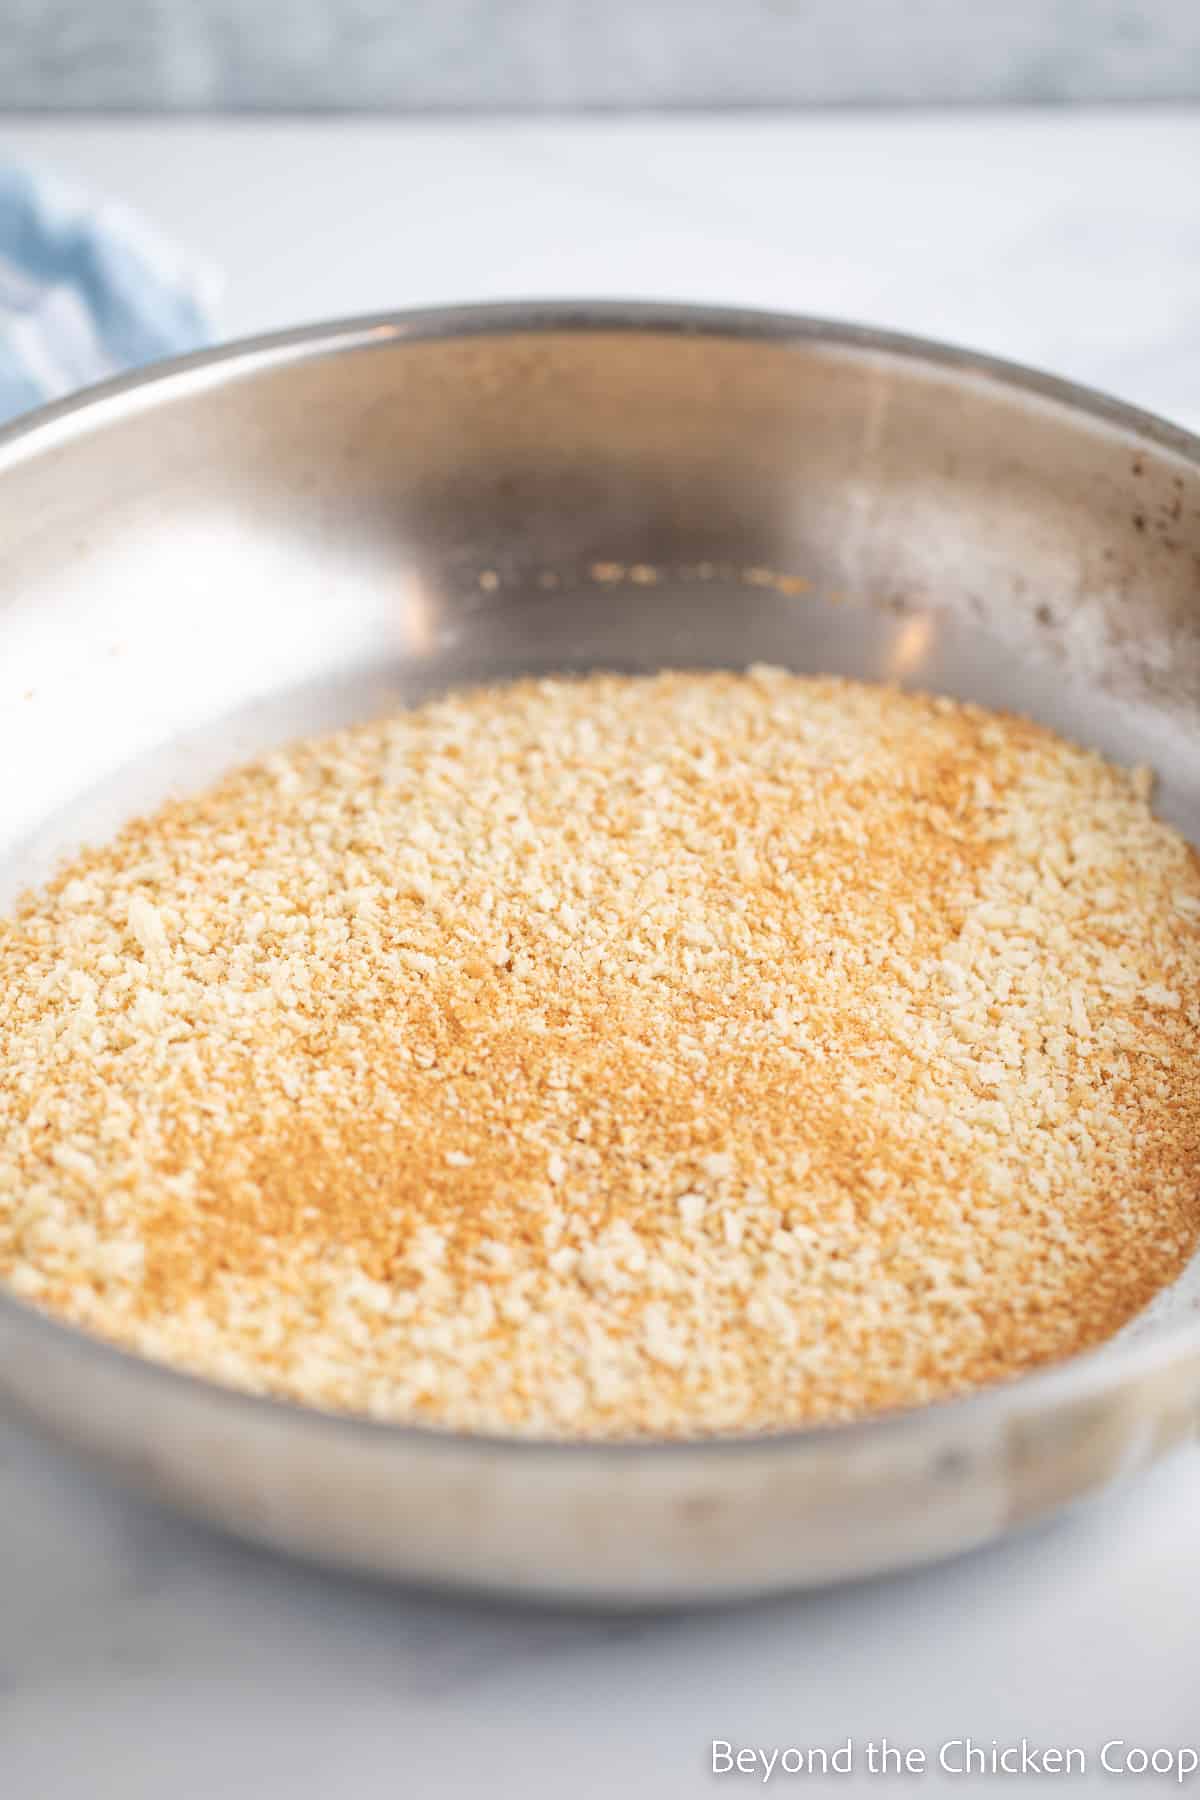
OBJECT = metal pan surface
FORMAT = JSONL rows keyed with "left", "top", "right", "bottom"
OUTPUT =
{"left": 1, "top": 302, "right": 1199, "bottom": 1606}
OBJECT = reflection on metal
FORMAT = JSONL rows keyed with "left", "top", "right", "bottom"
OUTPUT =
{"left": 885, "top": 612, "right": 936, "bottom": 681}
{"left": 396, "top": 569, "right": 438, "bottom": 656}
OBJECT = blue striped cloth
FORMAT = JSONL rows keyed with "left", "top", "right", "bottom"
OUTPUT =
{"left": 0, "top": 164, "right": 217, "bottom": 426}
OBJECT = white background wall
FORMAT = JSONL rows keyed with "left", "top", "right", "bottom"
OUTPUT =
{"left": 4, "top": 0, "right": 1200, "bottom": 110}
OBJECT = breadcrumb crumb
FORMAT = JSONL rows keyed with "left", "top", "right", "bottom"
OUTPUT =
{"left": 2, "top": 670, "right": 1199, "bottom": 1438}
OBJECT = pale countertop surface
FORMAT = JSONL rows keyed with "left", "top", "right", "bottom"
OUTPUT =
{"left": 1, "top": 109, "right": 1199, "bottom": 1797}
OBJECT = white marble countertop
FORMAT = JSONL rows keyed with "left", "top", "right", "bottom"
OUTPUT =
{"left": 1, "top": 109, "right": 1199, "bottom": 1796}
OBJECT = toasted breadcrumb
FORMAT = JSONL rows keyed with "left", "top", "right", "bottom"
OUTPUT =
{"left": 2, "top": 670, "right": 1199, "bottom": 1436}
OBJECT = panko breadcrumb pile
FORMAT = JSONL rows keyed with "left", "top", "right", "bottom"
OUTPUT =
{"left": 2, "top": 669, "right": 1200, "bottom": 1437}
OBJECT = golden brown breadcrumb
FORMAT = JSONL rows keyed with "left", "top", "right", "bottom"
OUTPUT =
{"left": 1, "top": 669, "right": 1198, "bottom": 1436}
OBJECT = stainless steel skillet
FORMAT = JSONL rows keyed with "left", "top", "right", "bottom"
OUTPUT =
{"left": 1, "top": 301, "right": 1199, "bottom": 1606}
